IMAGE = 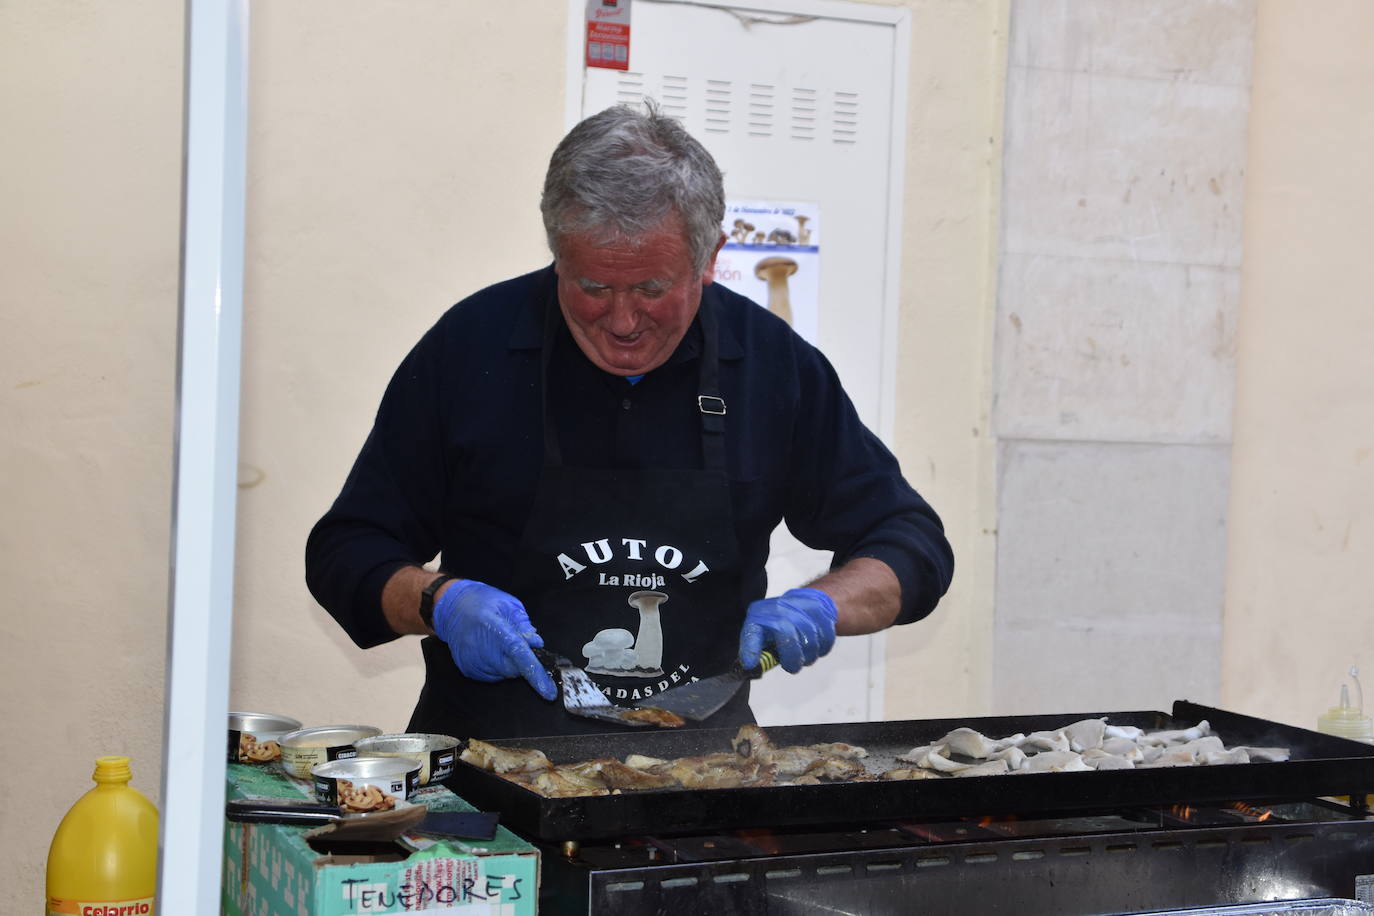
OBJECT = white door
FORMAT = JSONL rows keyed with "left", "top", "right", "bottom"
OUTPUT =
{"left": 574, "top": 0, "right": 906, "bottom": 724}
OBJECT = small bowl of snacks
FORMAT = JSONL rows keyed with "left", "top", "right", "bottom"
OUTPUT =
{"left": 354, "top": 733, "right": 460, "bottom": 786}
{"left": 312, "top": 755, "right": 422, "bottom": 814}
{"left": 227, "top": 712, "right": 302, "bottom": 765}
{"left": 277, "top": 725, "right": 382, "bottom": 780}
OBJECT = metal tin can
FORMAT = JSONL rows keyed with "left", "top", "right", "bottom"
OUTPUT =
{"left": 354, "top": 733, "right": 460, "bottom": 785}
{"left": 312, "top": 756, "right": 421, "bottom": 813}
{"left": 227, "top": 712, "right": 303, "bottom": 765}
{"left": 278, "top": 725, "right": 382, "bottom": 779}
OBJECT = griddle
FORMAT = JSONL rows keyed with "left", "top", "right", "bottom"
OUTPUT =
{"left": 441, "top": 701, "right": 1374, "bottom": 842}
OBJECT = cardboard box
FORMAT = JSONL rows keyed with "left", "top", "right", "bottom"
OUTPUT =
{"left": 223, "top": 763, "right": 538, "bottom": 915}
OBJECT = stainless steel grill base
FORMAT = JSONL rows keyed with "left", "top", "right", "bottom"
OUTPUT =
{"left": 538, "top": 801, "right": 1374, "bottom": 915}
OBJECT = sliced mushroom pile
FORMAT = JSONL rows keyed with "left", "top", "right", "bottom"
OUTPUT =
{"left": 460, "top": 725, "right": 870, "bottom": 797}
{"left": 893, "top": 718, "right": 1291, "bottom": 779}
{"left": 457, "top": 719, "right": 1294, "bottom": 797}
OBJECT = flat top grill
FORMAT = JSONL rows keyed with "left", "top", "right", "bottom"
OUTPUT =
{"left": 441, "top": 701, "right": 1374, "bottom": 842}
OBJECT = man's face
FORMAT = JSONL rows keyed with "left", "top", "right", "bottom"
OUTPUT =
{"left": 555, "top": 221, "right": 724, "bottom": 377}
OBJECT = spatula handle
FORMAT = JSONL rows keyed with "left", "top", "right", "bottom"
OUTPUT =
{"left": 226, "top": 798, "right": 343, "bottom": 825}
{"left": 530, "top": 647, "right": 569, "bottom": 669}
{"left": 754, "top": 650, "right": 781, "bottom": 677}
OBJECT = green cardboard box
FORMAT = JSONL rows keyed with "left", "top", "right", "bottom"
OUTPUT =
{"left": 223, "top": 763, "right": 538, "bottom": 915}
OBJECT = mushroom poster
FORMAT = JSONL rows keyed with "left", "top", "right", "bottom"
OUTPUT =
{"left": 715, "top": 200, "right": 820, "bottom": 345}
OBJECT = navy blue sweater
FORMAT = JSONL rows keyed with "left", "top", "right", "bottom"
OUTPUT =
{"left": 305, "top": 266, "right": 953, "bottom": 647}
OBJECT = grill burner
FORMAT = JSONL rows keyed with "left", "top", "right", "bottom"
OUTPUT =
{"left": 537, "top": 798, "right": 1374, "bottom": 915}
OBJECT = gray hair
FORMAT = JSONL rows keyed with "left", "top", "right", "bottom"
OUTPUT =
{"left": 540, "top": 103, "right": 725, "bottom": 273}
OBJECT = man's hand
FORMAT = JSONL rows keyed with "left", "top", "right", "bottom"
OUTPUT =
{"left": 739, "top": 587, "right": 838, "bottom": 674}
{"left": 431, "top": 580, "right": 558, "bottom": 700}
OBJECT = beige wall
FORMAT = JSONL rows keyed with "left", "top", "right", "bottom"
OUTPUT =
{"left": 232, "top": 0, "right": 569, "bottom": 748}
{"left": 989, "top": 0, "right": 1254, "bottom": 717}
{"left": 882, "top": 0, "right": 1007, "bottom": 719}
{"left": 1222, "top": 0, "right": 1374, "bottom": 729}
{"left": 6, "top": 0, "right": 1370, "bottom": 900}
{"left": 1, "top": 0, "right": 184, "bottom": 898}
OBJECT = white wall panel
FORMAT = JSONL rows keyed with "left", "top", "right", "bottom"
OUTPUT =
{"left": 991, "top": 0, "right": 1255, "bottom": 715}
{"left": 994, "top": 440, "right": 1229, "bottom": 715}
{"left": 1001, "top": 68, "right": 1249, "bottom": 269}
{"left": 995, "top": 254, "right": 1238, "bottom": 444}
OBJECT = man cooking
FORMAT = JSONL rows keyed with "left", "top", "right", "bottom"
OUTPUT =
{"left": 305, "top": 104, "right": 954, "bottom": 739}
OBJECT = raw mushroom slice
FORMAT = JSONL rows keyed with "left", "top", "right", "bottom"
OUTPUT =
{"left": 1018, "top": 730, "right": 1071, "bottom": 754}
{"left": 1064, "top": 718, "right": 1108, "bottom": 752}
{"left": 1138, "top": 721, "right": 1212, "bottom": 746}
{"left": 1234, "top": 746, "right": 1291, "bottom": 763}
{"left": 1200, "top": 748, "right": 1251, "bottom": 766}
{"left": 1135, "top": 736, "right": 1226, "bottom": 768}
{"left": 920, "top": 745, "right": 975, "bottom": 774}
{"left": 1020, "top": 750, "right": 1091, "bottom": 773}
{"left": 992, "top": 733, "right": 1027, "bottom": 752}
{"left": 1176, "top": 736, "right": 1226, "bottom": 757}
{"left": 897, "top": 743, "right": 940, "bottom": 766}
{"left": 1081, "top": 748, "right": 1136, "bottom": 770}
{"left": 1104, "top": 724, "right": 1144, "bottom": 741}
{"left": 940, "top": 727, "right": 1002, "bottom": 760}
{"left": 953, "top": 759, "right": 1010, "bottom": 778}
{"left": 993, "top": 746, "right": 1028, "bottom": 771}
{"left": 1101, "top": 737, "right": 1144, "bottom": 760}
{"left": 1142, "top": 747, "right": 1202, "bottom": 768}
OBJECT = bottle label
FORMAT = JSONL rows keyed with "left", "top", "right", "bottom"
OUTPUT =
{"left": 47, "top": 897, "right": 155, "bottom": 916}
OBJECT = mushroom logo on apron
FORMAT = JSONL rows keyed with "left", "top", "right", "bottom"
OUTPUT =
{"left": 555, "top": 537, "right": 715, "bottom": 680}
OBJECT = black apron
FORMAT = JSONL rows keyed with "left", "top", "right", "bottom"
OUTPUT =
{"left": 408, "top": 293, "right": 756, "bottom": 739}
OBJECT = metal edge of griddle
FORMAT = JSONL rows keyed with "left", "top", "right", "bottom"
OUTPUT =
{"left": 441, "top": 705, "right": 1374, "bottom": 843}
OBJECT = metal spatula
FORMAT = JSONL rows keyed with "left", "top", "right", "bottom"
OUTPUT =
{"left": 532, "top": 647, "right": 667, "bottom": 728}
{"left": 629, "top": 650, "right": 780, "bottom": 722}
{"left": 225, "top": 798, "right": 500, "bottom": 841}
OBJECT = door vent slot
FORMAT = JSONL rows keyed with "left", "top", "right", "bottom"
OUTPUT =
{"left": 660, "top": 74, "right": 689, "bottom": 119}
{"left": 833, "top": 90, "right": 860, "bottom": 144}
{"left": 790, "top": 86, "right": 818, "bottom": 141}
{"left": 704, "top": 79, "right": 733, "bottom": 134}
{"left": 615, "top": 72, "right": 646, "bottom": 106}
{"left": 747, "top": 82, "right": 776, "bottom": 137}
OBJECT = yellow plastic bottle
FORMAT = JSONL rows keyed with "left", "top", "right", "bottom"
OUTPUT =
{"left": 1317, "top": 666, "right": 1374, "bottom": 744}
{"left": 46, "top": 756, "right": 159, "bottom": 916}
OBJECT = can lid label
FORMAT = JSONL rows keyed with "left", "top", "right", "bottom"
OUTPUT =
{"left": 47, "top": 897, "right": 155, "bottom": 915}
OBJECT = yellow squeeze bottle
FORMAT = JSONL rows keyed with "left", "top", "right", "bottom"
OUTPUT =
{"left": 1317, "top": 666, "right": 1374, "bottom": 744}
{"left": 46, "top": 756, "right": 159, "bottom": 916}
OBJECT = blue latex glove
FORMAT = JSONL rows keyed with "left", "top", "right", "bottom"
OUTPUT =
{"left": 431, "top": 579, "right": 558, "bottom": 701}
{"left": 738, "top": 587, "right": 839, "bottom": 674}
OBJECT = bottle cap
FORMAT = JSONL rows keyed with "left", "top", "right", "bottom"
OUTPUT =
{"left": 93, "top": 755, "right": 133, "bottom": 784}
{"left": 1317, "top": 669, "right": 1374, "bottom": 743}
